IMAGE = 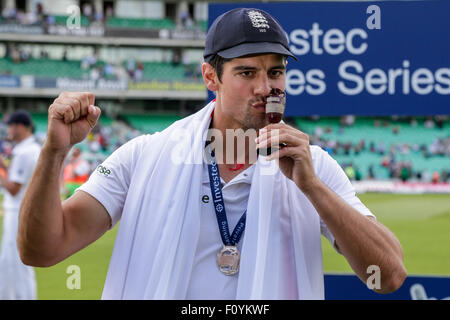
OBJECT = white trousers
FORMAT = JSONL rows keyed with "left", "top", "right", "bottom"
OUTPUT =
{"left": 0, "top": 209, "right": 37, "bottom": 300}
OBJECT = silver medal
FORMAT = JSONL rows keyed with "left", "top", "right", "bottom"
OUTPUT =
{"left": 217, "top": 245, "right": 240, "bottom": 276}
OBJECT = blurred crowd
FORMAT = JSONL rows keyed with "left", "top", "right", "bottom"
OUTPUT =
{"left": 1, "top": 2, "right": 205, "bottom": 30}
{"left": 2, "top": 43, "right": 203, "bottom": 82}
{"left": 80, "top": 53, "right": 136, "bottom": 82}
{"left": 81, "top": 53, "right": 201, "bottom": 82}
{"left": 1, "top": 3, "right": 45, "bottom": 25}
{"left": 308, "top": 115, "right": 450, "bottom": 183}
{"left": 1, "top": 2, "right": 205, "bottom": 82}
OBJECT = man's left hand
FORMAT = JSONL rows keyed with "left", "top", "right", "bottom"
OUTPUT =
{"left": 256, "top": 123, "right": 320, "bottom": 193}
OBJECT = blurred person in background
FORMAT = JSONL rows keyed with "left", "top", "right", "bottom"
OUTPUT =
{"left": 0, "top": 110, "right": 40, "bottom": 300}
{"left": 62, "top": 147, "right": 90, "bottom": 199}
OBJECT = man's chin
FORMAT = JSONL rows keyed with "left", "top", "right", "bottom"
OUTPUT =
{"left": 254, "top": 119, "right": 270, "bottom": 131}
{"left": 243, "top": 114, "right": 268, "bottom": 131}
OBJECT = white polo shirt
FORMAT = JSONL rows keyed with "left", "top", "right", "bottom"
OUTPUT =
{"left": 186, "top": 163, "right": 254, "bottom": 299}
{"left": 79, "top": 134, "right": 375, "bottom": 299}
{"left": 3, "top": 136, "right": 41, "bottom": 211}
{"left": 185, "top": 158, "right": 365, "bottom": 300}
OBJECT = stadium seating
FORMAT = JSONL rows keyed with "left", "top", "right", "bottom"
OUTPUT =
{"left": 0, "top": 57, "right": 200, "bottom": 82}
{"left": 121, "top": 114, "right": 181, "bottom": 133}
{"left": 0, "top": 58, "right": 83, "bottom": 78}
{"left": 140, "top": 62, "right": 191, "bottom": 81}
{"left": 51, "top": 15, "right": 90, "bottom": 27}
{"left": 30, "top": 113, "right": 49, "bottom": 133}
{"left": 294, "top": 117, "right": 449, "bottom": 180}
{"left": 197, "top": 20, "right": 207, "bottom": 31}
{"left": 106, "top": 17, "right": 175, "bottom": 29}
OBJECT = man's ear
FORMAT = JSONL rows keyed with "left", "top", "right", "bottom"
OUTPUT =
{"left": 202, "top": 62, "right": 219, "bottom": 92}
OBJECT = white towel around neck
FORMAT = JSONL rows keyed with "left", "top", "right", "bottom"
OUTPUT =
{"left": 101, "top": 100, "right": 325, "bottom": 300}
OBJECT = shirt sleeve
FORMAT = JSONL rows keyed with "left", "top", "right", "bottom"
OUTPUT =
{"left": 77, "top": 134, "right": 151, "bottom": 228}
{"left": 312, "top": 146, "right": 375, "bottom": 253}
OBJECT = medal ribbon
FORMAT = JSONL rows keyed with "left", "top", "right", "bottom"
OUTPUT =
{"left": 206, "top": 145, "right": 246, "bottom": 246}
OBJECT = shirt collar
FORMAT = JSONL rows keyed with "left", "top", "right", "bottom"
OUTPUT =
{"left": 202, "top": 162, "right": 255, "bottom": 186}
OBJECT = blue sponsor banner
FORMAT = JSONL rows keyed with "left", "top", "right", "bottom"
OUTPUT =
{"left": 0, "top": 75, "right": 20, "bottom": 87}
{"left": 325, "top": 274, "right": 450, "bottom": 300}
{"left": 208, "top": 1, "right": 450, "bottom": 116}
{"left": 34, "top": 77, "right": 57, "bottom": 88}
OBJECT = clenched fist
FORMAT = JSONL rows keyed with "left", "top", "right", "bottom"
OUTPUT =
{"left": 46, "top": 91, "right": 101, "bottom": 154}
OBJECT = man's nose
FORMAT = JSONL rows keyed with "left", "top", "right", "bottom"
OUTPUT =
{"left": 254, "top": 74, "right": 272, "bottom": 97}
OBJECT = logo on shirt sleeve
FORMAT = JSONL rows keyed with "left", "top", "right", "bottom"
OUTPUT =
{"left": 96, "top": 165, "right": 111, "bottom": 177}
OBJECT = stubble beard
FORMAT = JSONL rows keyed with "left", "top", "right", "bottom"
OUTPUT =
{"left": 240, "top": 105, "right": 268, "bottom": 132}
{"left": 218, "top": 105, "right": 266, "bottom": 165}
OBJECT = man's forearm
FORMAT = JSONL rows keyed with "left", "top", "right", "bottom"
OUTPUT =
{"left": 18, "top": 146, "right": 68, "bottom": 267}
{"left": 303, "top": 178, "right": 407, "bottom": 293}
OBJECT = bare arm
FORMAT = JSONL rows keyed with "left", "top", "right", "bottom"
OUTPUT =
{"left": 18, "top": 91, "right": 110, "bottom": 267}
{"left": 259, "top": 123, "right": 407, "bottom": 294}
{"left": 303, "top": 180, "right": 406, "bottom": 294}
{"left": 18, "top": 148, "right": 111, "bottom": 267}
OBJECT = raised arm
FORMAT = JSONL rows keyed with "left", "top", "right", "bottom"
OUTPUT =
{"left": 18, "top": 92, "right": 111, "bottom": 267}
{"left": 259, "top": 123, "right": 407, "bottom": 294}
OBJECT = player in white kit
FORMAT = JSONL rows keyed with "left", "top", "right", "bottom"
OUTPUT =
{"left": 0, "top": 110, "right": 41, "bottom": 299}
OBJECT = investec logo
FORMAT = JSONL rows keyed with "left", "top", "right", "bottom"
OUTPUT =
{"left": 215, "top": 203, "right": 224, "bottom": 212}
{"left": 210, "top": 160, "right": 223, "bottom": 207}
{"left": 248, "top": 10, "right": 269, "bottom": 31}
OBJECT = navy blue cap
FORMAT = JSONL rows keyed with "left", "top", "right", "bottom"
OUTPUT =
{"left": 204, "top": 8, "right": 297, "bottom": 63}
{"left": 6, "top": 110, "right": 33, "bottom": 127}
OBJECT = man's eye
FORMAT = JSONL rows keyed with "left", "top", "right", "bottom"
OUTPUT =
{"left": 270, "top": 70, "right": 284, "bottom": 77}
{"left": 240, "top": 71, "right": 254, "bottom": 77}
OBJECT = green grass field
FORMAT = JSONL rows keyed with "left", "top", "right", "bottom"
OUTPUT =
{"left": 0, "top": 193, "right": 449, "bottom": 299}
{"left": 322, "top": 193, "right": 450, "bottom": 276}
